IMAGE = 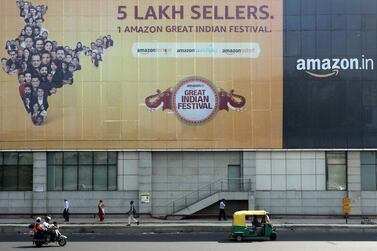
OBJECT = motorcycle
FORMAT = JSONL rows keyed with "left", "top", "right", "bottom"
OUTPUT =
{"left": 33, "top": 232, "right": 67, "bottom": 247}
{"left": 30, "top": 222, "right": 68, "bottom": 247}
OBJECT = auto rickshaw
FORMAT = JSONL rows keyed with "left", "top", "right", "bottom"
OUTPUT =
{"left": 231, "top": 210, "right": 277, "bottom": 241}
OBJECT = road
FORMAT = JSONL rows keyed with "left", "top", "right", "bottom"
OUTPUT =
{"left": 1, "top": 231, "right": 377, "bottom": 251}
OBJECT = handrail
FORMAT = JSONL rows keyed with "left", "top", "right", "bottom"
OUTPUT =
{"left": 167, "top": 178, "right": 252, "bottom": 215}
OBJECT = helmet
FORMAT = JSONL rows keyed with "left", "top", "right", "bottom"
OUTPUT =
{"left": 36, "top": 217, "right": 41, "bottom": 223}
{"left": 45, "top": 216, "right": 51, "bottom": 222}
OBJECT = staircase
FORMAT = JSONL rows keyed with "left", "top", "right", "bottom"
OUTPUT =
{"left": 167, "top": 178, "right": 252, "bottom": 216}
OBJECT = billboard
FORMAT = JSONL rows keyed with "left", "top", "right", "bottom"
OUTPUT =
{"left": 283, "top": 0, "right": 377, "bottom": 148}
{"left": 0, "top": 0, "right": 283, "bottom": 149}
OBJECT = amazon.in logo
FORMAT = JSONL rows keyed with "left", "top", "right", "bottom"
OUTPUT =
{"left": 296, "top": 55, "right": 374, "bottom": 78}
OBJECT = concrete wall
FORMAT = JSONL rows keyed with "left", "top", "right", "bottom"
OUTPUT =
{"left": 118, "top": 152, "right": 139, "bottom": 191}
{"left": 2, "top": 150, "right": 377, "bottom": 216}
{"left": 251, "top": 151, "right": 349, "bottom": 215}
{"left": 0, "top": 192, "right": 32, "bottom": 214}
{"left": 348, "top": 152, "right": 361, "bottom": 215}
{"left": 349, "top": 151, "right": 377, "bottom": 215}
{"left": 255, "top": 191, "right": 346, "bottom": 214}
{"left": 151, "top": 151, "right": 241, "bottom": 216}
{"left": 254, "top": 152, "right": 326, "bottom": 191}
{"left": 33, "top": 152, "right": 47, "bottom": 214}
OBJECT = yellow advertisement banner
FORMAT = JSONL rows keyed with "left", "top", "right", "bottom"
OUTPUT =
{"left": 0, "top": 0, "right": 282, "bottom": 149}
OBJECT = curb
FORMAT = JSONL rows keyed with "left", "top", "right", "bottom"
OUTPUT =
{"left": 3, "top": 224, "right": 377, "bottom": 234}
{"left": 275, "top": 224, "right": 377, "bottom": 233}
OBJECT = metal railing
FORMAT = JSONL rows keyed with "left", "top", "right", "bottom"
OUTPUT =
{"left": 167, "top": 178, "right": 252, "bottom": 215}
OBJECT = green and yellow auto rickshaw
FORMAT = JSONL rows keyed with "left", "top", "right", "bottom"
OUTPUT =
{"left": 231, "top": 210, "right": 277, "bottom": 242}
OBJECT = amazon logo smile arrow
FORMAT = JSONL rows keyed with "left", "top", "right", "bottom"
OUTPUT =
{"left": 305, "top": 69, "right": 339, "bottom": 78}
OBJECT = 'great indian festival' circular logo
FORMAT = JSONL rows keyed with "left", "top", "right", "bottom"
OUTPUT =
{"left": 172, "top": 77, "right": 219, "bottom": 125}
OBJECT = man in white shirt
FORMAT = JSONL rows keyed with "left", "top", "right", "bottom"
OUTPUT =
{"left": 42, "top": 216, "right": 51, "bottom": 230}
{"left": 218, "top": 199, "right": 226, "bottom": 221}
{"left": 43, "top": 216, "right": 59, "bottom": 241}
{"left": 63, "top": 199, "right": 70, "bottom": 222}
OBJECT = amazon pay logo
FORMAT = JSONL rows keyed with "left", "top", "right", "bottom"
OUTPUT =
{"left": 296, "top": 55, "right": 374, "bottom": 78}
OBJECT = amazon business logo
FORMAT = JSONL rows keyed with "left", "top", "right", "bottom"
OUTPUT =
{"left": 296, "top": 55, "right": 374, "bottom": 78}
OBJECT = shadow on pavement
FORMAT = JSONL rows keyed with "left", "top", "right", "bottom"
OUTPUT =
{"left": 13, "top": 244, "right": 60, "bottom": 249}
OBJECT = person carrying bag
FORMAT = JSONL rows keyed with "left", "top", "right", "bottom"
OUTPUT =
{"left": 127, "top": 201, "right": 139, "bottom": 226}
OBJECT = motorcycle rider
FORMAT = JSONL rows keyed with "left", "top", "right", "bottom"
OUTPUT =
{"left": 28, "top": 217, "right": 44, "bottom": 242}
{"left": 42, "top": 216, "right": 51, "bottom": 229}
{"left": 33, "top": 217, "right": 43, "bottom": 235}
{"left": 51, "top": 221, "right": 62, "bottom": 240}
{"left": 42, "top": 216, "right": 55, "bottom": 241}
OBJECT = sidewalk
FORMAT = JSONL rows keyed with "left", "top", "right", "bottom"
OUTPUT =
{"left": 1, "top": 216, "right": 377, "bottom": 234}
{"left": 0, "top": 214, "right": 375, "bottom": 224}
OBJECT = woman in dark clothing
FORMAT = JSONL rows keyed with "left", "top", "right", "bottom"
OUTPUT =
{"left": 50, "top": 60, "right": 63, "bottom": 88}
{"left": 23, "top": 48, "right": 31, "bottom": 63}
{"left": 74, "top": 42, "right": 83, "bottom": 54}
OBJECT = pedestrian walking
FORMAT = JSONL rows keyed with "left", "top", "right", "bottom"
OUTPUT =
{"left": 98, "top": 200, "right": 105, "bottom": 223}
{"left": 218, "top": 199, "right": 226, "bottom": 221}
{"left": 127, "top": 201, "right": 139, "bottom": 226}
{"left": 63, "top": 199, "right": 70, "bottom": 222}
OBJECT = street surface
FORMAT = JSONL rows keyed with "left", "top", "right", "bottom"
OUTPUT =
{"left": 0, "top": 232, "right": 376, "bottom": 251}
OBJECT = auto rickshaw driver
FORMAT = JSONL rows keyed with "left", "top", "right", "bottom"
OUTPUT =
{"left": 251, "top": 215, "right": 266, "bottom": 236}
{"left": 252, "top": 215, "right": 261, "bottom": 228}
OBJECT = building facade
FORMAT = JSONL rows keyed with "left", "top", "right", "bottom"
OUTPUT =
{"left": 1, "top": 150, "right": 376, "bottom": 216}
{"left": 1, "top": 0, "right": 377, "bottom": 217}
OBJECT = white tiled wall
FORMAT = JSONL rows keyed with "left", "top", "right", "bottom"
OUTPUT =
{"left": 255, "top": 190, "right": 347, "bottom": 215}
{"left": 256, "top": 152, "right": 326, "bottom": 191}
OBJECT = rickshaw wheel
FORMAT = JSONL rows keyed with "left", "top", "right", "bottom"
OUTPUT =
{"left": 236, "top": 235, "right": 243, "bottom": 242}
{"left": 269, "top": 233, "right": 277, "bottom": 241}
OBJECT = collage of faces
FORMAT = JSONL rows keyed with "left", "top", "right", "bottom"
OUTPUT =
{"left": 1, "top": 0, "right": 114, "bottom": 126}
